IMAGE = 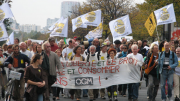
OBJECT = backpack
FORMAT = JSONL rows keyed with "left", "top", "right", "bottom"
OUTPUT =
{"left": 70, "top": 55, "right": 85, "bottom": 61}
{"left": 160, "top": 51, "right": 174, "bottom": 63}
{"left": 97, "top": 51, "right": 109, "bottom": 60}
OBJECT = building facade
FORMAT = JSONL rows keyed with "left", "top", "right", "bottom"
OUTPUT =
{"left": 61, "top": 1, "right": 80, "bottom": 18}
{"left": 19, "top": 24, "right": 41, "bottom": 33}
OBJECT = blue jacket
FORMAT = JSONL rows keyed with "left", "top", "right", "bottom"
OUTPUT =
{"left": 158, "top": 51, "right": 178, "bottom": 74}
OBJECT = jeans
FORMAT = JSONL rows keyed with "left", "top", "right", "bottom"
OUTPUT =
{"left": 147, "top": 74, "right": 159, "bottom": 100}
{"left": 83, "top": 89, "right": 88, "bottom": 95}
{"left": 128, "top": 83, "right": 139, "bottom": 99}
{"left": 38, "top": 94, "right": 43, "bottom": 101}
{"left": 160, "top": 69, "right": 174, "bottom": 100}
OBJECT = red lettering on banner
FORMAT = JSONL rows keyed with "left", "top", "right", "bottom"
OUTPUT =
{"left": 60, "top": 77, "right": 68, "bottom": 86}
{"left": 123, "top": 57, "right": 128, "bottom": 64}
{"left": 99, "top": 76, "right": 101, "bottom": 86}
{"left": 92, "top": 61, "right": 96, "bottom": 67}
{"left": 128, "top": 58, "right": 133, "bottom": 64}
{"left": 101, "top": 67, "right": 106, "bottom": 73}
{"left": 62, "top": 68, "right": 65, "bottom": 75}
{"left": 115, "top": 65, "right": 120, "bottom": 72}
{"left": 83, "top": 68, "right": 87, "bottom": 74}
{"left": 66, "top": 61, "right": 69, "bottom": 67}
{"left": 110, "top": 66, "right": 115, "bottom": 73}
{"left": 56, "top": 78, "right": 61, "bottom": 84}
{"left": 106, "top": 66, "right": 111, "bottom": 73}
{"left": 78, "top": 61, "right": 83, "bottom": 66}
{"left": 119, "top": 58, "right": 124, "bottom": 64}
{"left": 78, "top": 67, "right": 82, "bottom": 74}
{"left": 92, "top": 67, "right": 96, "bottom": 74}
{"left": 97, "top": 68, "right": 102, "bottom": 73}
{"left": 73, "top": 61, "right": 78, "bottom": 66}
{"left": 61, "top": 62, "right": 64, "bottom": 67}
{"left": 112, "top": 59, "right": 116, "bottom": 65}
{"left": 135, "top": 60, "right": 138, "bottom": 66}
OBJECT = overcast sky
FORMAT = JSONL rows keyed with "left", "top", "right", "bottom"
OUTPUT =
{"left": 11, "top": 0, "right": 144, "bottom": 28}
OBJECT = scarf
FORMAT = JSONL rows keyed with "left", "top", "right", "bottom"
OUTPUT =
{"left": 145, "top": 53, "right": 158, "bottom": 75}
{"left": 121, "top": 51, "right": 127, "bottom": 57}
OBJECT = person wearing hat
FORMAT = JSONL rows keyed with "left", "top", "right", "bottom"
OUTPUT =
{"left": 114, "top": 40, "right": 121, "bottom": 52}
{"left": 48, "top": 37, "right": 59, "bottom": 52}
{"left": 97, "top": 42, "right": 108, "bottom": 100}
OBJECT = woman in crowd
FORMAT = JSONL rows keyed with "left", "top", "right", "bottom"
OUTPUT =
{"left": 144, "top": 44, "right": 159, "bottom": 101}
{"left": 3, "top": 45, "right": 13, "bottom": 57}
{"left": 117, "top": 45, "right": 128, "bottom": 97}
{"left": 127, "top": 42, "right": 132, "bottom": 54}
{"left": 69, "top": 45, "right": 85, "bottom": 101}
{"left": 107, "top": 48, "right": 118, "bottom": 101}
{"left": 0, "top": 47, "right": 7, "bottom": 99}
{"left": 52, "top": 49, "right": 63, "bottom": 100}
{"left": 2, "top": 44, "right": 7, "bottom": 53}
{"left": 36, "top": 44, "right": 43, "bottom": 54}
{"left": 24, "top": 54, "right": 45, "bottom": 101}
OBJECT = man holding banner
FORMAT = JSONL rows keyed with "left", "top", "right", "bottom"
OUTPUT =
{"left": 127, "top": 44, "right": 144, "bottom": 101}
{"left": 86, "top": 45, "right": 99, "bottom": 101}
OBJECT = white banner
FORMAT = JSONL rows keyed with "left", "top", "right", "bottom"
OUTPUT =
{"left": 154, "top": 3, "right": 176, "bottom": 25}
{"left": 6, "top": 31, "right": 14, "bottom": 45}
{"left": 113, "top": 36, "right": 133, "bottom": 42}
{"left": 28, "top": 38, "right": 44, "bottom": 44}
{"left": 52, "top": 57, "right": 142, "bottom": 89}
{"left": 0, "top": 3, "right": 13, "bottom": 22}
{"left": 109, "top": 15, "right": 132, "bottom": 38}
{"left": 85, "top": 22, "right": 103, "bottom": 39}
{"left": 50, "top": 18, "right": 68, "bottom": 37}
{"left": 72, "top": 15, "right": 87, "bottom": 32}
{"left": 81, "top": 9, "right": 101, "bottom": 26}
{"left": 0, "top": 23, "right": 8, "bottom": 42}
{"left": 48, "top": 17, "right": 64, "bottom": 31}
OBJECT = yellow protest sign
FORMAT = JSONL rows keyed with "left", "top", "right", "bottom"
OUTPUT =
{"left": 145, "top": 12, "right": 157, "bottom": 36}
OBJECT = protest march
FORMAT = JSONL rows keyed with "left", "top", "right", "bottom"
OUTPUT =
{"left": 0, "top": 1, "right": 180, "bottom": 101}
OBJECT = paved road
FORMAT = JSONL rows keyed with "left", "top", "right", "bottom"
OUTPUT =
{"left": 48, "top": 80, "right": 168, "bottom": 101}
{"left": 7, "top": 80, "right": 173, "bottom": 101}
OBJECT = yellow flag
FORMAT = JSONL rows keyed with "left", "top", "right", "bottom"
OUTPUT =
{"left": 145, "top": 12, "right": 157, "bottom": 36}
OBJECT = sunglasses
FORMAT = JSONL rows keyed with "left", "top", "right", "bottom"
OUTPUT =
{"left": 0, "top": 50, "right": 3, "bottom": 51}
{"left": 122, "top": 48, "right": 127, "bottom": 49}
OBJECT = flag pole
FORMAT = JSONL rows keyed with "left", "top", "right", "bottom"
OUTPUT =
{"left": 155, "top": 26, "right": 160, "bottom": 41}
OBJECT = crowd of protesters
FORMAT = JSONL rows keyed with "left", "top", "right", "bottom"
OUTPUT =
{"left": 0, "top": 37, "right": 180, "bottom": 101}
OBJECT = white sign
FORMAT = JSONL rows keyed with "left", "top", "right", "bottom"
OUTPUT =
{"left": 52, "top": 57, "right": 142, "bottom": 89}
{"left": 81, "top": 9, "right": 101, "bottom": 26}
{"left": 109, "top": 15, "right": 132, "bottom": 38}
{"left": 9, "top": 71, "right": 21, "bottom": 80}
{"left": 113, "top": 36, "right": 133, "bottom": 42}
{"left": 154, "top": 3, "right": 176, "bottom": 25}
